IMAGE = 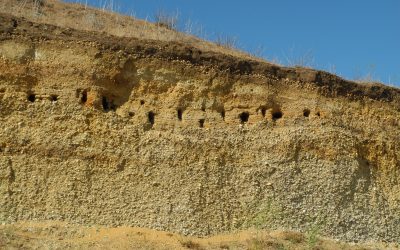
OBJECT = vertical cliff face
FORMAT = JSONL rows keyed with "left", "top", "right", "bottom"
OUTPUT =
{"left": 0, "top": 14, "right": 399, "bottom": 243}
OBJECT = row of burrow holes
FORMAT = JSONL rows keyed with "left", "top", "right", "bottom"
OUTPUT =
{"left": 27, "top": 91, "right": 320, "bottom": 128}
{"left": 142, "top": 107, "right": 318, "bottom": 128}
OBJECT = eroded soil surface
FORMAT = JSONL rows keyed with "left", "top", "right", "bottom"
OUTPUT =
{"left": 1, "top": 222, "right": 394, "bottom": 250}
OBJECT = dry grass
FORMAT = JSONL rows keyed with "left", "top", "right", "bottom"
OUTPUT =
{"left": 278, "top": 231, "right": 305, "bottom": 244}
{"left": 246, "top": 236, "right": 285, "bottom": 250}
{"left": 215, "top": 33, "right": 238, "bottom": 49}
{"left": 180, "top": 239, "right": 204, "bottom": 250}
{"left": 283, "top": 48, "right": 315, "bottom": 67}
{"left": 0, "top": 0, "right": 260, "bottom": 61}
{"left": 154, "top": 9, "right": 179, "bottom": 30}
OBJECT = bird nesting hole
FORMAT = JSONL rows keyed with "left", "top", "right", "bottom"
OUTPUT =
{"left": 140, "top": 100, "right": 145, "bottom": 105}
{"left": 272, "top": 110, "right": 283, "bottom": 120}
{"left": 79, "top": 90, "right": 87, "bottom": 104}
{"left": 50, "top": 95, "right": 58, "bottom": 102}
{"left": 260, "top": 107, "right": 267, "bottom": 117}
{"left": 199, "top": 119, "right": 205, "bottom": 128}
{"left": 177, "top": 109, "right": 183, "bottom": 121}
{"left": 102, "top": 96, "right": 116, "bottom": 112}
{"left": 303, "top": 109, "right": 310, "bottom": 117}
{"left": 27, "top": 93, "right": 36, "bottom": 102}
{"left": 239, "top": 112, "right": 249, "bottom": 123}
{"left": 220, "top": 110, "right": 226, "bottom": 120}
{"left": 148, "top": 111, "right": 155, "bottom": 125}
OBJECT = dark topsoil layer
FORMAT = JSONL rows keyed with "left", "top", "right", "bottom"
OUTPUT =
{"left": 1, "top": 13, "right": 399, "bottom": 105}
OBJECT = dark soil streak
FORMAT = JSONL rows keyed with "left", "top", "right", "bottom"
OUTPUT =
{"left": 0, "top": 14, "right": 399, "bottom": 104}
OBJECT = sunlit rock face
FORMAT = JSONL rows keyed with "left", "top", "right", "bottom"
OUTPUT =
{"left": 0, "top": 14, "right": 399, "bottom": 243}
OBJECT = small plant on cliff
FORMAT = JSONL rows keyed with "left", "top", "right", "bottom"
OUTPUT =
{"left": 249, "top": 199, "right": 284, "bottom": 229}
{"left": 305, "top": 224, "right": 321, "bottom": 250}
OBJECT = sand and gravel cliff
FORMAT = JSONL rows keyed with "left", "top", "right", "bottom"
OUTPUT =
{"left": 0, "top": 1, "right": 400, "bottom": 248}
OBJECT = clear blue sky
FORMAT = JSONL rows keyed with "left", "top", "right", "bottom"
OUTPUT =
{"left": 66, "top": 0, "right": 400, "bottom": 86}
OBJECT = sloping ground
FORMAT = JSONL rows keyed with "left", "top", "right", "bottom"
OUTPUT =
{"left": 0, "top": 0, "right": 400, "bottom": 248}
{"left": 0, "top": 0, "right": 256, "bottom": 60}
{"left": 0, "top": 221, "right": 394, "bottom": 250}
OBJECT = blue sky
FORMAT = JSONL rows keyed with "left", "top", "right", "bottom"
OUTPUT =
{"left": 66, "top": 0, "right": 400, "bottom": 86}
